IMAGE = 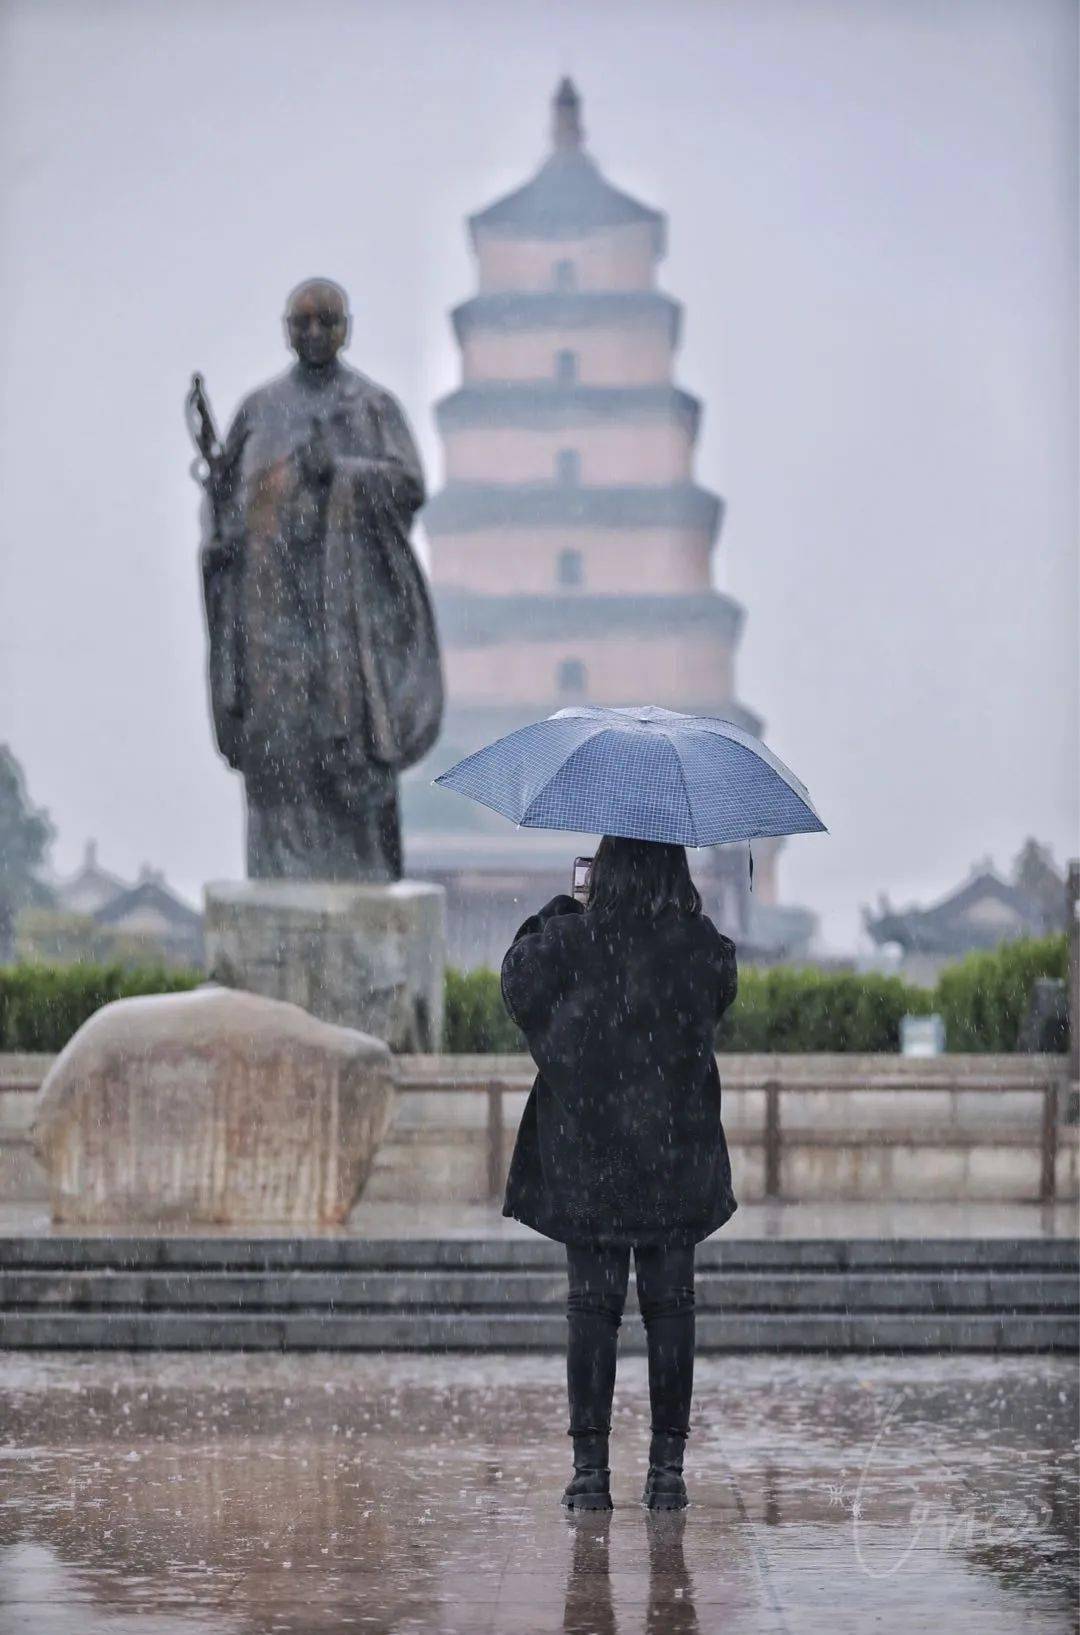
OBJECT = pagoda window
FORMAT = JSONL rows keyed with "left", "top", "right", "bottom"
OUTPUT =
{"left": 557, "top": 658, "right": 587, "bottom": 696}
{"left": 553, "top": 259, "right": 576, "bottom": 291}
{"left": 557, "top": 548, "right": 584, "bottom": 587}
{"left": 556, "top": 448, "right": 580, "bottom": 486}
{"left": 555, "top": 349, "right": 578, "bottom": 384}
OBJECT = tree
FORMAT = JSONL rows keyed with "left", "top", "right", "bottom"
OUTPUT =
{"left": 0, "top": 745, "right": 55, "bottom": 962}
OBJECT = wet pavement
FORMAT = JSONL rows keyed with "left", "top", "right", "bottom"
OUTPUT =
{"left": 0, "top": 1351, "right": 1075, "bottom": 1633}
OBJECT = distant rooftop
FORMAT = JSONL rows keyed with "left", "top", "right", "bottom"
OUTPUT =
{"left": 864, "top": 864, "right": 1065, "bottom": 956}
{"left": 469, "top": 79, "right": 664, "bottom": 248}
{"left": 53, "top": 839, "right": 128, "bottom": 917}
{"left": 52, "top": 841, "right": 198, "bottom": 924}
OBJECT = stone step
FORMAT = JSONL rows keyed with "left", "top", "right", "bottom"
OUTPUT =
{"left": 0, "top": 1235, "right": 1075, "bottom": 1349}
{"left": 1, "top": 1268, "right": 1076, "bottom": 1314}
{"left": 1, "top": 1235, "right": 1075, "bottom": 1272}
{"left": 0, "top": 1308, "right": 1074, "bottom": 1351}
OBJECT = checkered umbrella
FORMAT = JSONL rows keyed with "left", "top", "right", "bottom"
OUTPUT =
{"left": 434, "top": 705, "right": 826, "bottom": 846}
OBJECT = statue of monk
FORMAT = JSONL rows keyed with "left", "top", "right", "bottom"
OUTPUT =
{"left": 186, "top": 279, "right": 443, "bottom": 882}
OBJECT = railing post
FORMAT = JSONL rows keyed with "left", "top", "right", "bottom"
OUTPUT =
{"left": 1039, "top": 1076, "right": 1060, "bottom": 1205}
{"left": 486, "top": 1083, "right": 505, "bottom": 1201}
{"left": 763, "top": 1079, "right": 782, "bottom": 1200}
{"left": 1068, "top": 860, "right": 1079, "bottom": 1095}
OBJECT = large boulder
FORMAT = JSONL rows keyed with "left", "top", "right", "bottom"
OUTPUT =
{"left": 33, "top": 986, "right": 394, "bottom": 1226}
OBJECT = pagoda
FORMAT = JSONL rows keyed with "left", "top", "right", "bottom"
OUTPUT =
{"left": 406, "top": 81, "right": 805, "bottom": 965}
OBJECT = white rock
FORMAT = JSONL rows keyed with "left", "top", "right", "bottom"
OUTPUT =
{"left": 33, "top": 986, "right": 394, "bottom": 1226}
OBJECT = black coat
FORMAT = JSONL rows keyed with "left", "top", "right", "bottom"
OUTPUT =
{"left": 500, "top": 894, "right": 739, "bottom": 1248}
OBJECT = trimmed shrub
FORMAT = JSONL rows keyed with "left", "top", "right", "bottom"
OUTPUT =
{"left": 935, "top": 934, "right": 1068, "bottom": 1053}
{"left": 442, "top": 966, "right": 524, "bottom": 1055}
{"left": 0, "top": 964, "right": 201, "bottom": 1053}
{"left": 1, "top": 933, "right": 1069, "bottom": 1057}
{"left": 442, "top": 960, "right": 933, "bottom": 1054}
{"left": 442, "top": 935, "right": 1070, "bottom": 1054}
{"left": 717, "top": 966, "right": 934, "bottom": 1054}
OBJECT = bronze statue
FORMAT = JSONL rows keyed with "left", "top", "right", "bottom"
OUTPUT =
{"left": 186, "top": 279, "right": 443, "bottom": 882}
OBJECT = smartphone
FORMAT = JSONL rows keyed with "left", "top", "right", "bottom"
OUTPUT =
{"left": 572, "top": 856, "right": 594, "bottom": 904}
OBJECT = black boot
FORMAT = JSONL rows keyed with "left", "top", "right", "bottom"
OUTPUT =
{"left": 561, "top": 1430, "right": 613, "bottom": 1511}
{"left": 642, "top": 1429, "right": 688, "bottom": 1510}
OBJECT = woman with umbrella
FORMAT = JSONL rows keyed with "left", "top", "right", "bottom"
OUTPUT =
{"left": 437, "top": 706, "right": 824, "bottom": 1511}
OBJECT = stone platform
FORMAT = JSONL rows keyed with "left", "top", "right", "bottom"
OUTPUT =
{"left": 204, "top": 878, "right": 445, "bottom": 1052}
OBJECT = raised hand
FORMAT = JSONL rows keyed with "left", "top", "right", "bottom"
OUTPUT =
{"left": 297, "top": 415, "right": 335, "bottom": 486}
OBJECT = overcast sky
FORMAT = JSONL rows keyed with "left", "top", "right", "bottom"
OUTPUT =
{"left": 0, "top": 0, "right": 1076, "bottom": 951}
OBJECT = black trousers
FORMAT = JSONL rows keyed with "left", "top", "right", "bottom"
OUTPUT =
{"left": 565, "top": 1241, "right": 696, "bottom": 1440}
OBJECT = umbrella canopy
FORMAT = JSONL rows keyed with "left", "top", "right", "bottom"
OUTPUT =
{"left": 434, "top": 705, "right": 826, "bottom": 847}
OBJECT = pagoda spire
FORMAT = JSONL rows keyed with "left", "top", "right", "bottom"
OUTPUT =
{"left": 552, "top": 77, "right": 583, "bottom": 151}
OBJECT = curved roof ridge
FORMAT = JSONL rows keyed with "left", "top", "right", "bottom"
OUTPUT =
{"left": 468, "top": 85, "right": 664, "bottom": 249}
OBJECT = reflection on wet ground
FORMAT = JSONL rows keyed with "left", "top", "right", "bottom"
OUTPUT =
{"left": 0, "top": 1352, "right": 1075, "bottom": 1633}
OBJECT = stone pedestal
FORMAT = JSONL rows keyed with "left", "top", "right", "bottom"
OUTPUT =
{"left": 33, "top": 986, "right": 395, "bottom": 1226}
{"left": 204, "top": 879, "right": 445, "bottom": 1053}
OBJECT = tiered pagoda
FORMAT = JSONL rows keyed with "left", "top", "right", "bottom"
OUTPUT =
{"left": 406, "top": 81, "right": 808, "bottom": 966}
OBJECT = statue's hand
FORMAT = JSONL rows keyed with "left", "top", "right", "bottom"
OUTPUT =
{"left": 297, "top": 417, "right": 335, "bottom": 486}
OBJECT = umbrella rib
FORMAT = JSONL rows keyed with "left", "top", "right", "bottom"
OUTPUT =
{"left": 518, "top": 722, "right": 613, "bottom": 827}
{"left": 662, "top": 730, "right": 700, "bottom": 849}
{"left": 689, "top": 717, "right": 821, "bottom": 815}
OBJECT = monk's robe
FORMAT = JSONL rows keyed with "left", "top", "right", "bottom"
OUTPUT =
{"left": 200, "top": 360, "right": 443, "bottom": 880}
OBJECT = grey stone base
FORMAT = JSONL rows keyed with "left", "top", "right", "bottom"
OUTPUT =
{"left": 204, "top": 879, "right": 446, "bottom": 1052}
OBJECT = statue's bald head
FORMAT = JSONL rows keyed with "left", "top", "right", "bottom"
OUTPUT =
{"left": 285, "top": 278, "right": 350, "bottom": 367}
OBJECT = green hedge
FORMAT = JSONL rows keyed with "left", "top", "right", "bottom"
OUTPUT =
{"left": 440, "top": 962, "right": 932, "bottom": 1055}
{"left": 934, "top": 934, "right": 1068, "bottom": 1053}
{"left": 715, "top": 967, "right": 934, "bottom": 1053}
{"left": 443, "top": 966, "right": 524, "bottom": 1054}
{"left": 442, "top": 935, "right": 1069, "bottom": 1055}
{"left": 0, "top": 934, "right": 1069, "bottom": 1056}
{"left": 0, "top": 964, "right": 201, "bottom": 1052}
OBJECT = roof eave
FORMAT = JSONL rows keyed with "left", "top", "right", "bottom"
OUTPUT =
{"left": 450, "top": 291, "right": 683, "bottom": 347}
{"left": 469, "top": 212, "right": 665, "bottom": 254}
{"left": 433, "top": 384, "right": 702, "bottom": 434}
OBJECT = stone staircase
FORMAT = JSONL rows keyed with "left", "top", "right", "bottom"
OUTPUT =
{"left": 0, "top": 1235, "right": 1075, "bottom": 1351}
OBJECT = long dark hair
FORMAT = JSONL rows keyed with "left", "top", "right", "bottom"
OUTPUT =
{"left": 586, "top": 836, "right": 702, "bottom": 922}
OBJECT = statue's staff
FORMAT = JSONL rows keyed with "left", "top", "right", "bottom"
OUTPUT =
{"left": 184, "top": 372, "right": 227, "bottom": 535}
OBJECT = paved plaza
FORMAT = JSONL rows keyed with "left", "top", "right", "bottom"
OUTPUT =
{"left": 0, "top": 1348, "right": 1075, "bottom": 1634}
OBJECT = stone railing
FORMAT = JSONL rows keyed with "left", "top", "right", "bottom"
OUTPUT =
{"left": 382, "top": 1053, "right": 1075, "bottom": 1206}
{"left": 0, "top": 1055, "right": 54, "bottom": 1094}
{"left": 2, "top": 1051, "right": 1075, "bottom": 1208}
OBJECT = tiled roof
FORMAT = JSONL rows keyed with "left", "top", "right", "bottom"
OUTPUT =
{"left": 470, "top": 149, "right": 663, "bottom": 246}
{"left": 94, "top": 878, "right": 201, "bottom": 932}
{"left": 864, "top": 870, "right": 1051, "bottom": 954}
{"left": 469, "top": 79, "right": 664, "bottom": 248}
